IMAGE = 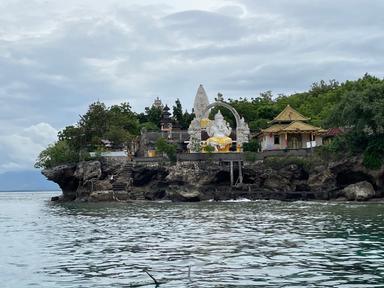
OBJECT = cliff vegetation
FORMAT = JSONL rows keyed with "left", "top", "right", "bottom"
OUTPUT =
{"left": 36, "top": 74, "right": 384, "bottom": 170}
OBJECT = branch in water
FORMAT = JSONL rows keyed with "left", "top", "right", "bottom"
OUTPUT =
{"left": 143, "top": 269, "right": 159, "bottom": 286}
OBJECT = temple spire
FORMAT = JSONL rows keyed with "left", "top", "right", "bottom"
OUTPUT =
{"left": 193, "top": 84, "right": 209, "bottom": 119}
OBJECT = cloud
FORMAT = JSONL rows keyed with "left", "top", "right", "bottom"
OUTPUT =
{"left": 0, "top": 0, "right": 383, "bottom": 173}
{"left": 0, "top": 123, "right": 57, "bottom": 173}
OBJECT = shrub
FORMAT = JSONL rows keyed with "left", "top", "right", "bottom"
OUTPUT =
{"left": 362, "top": 135, "right": 384, "bottom": 170}
{"left": 34, "top": 140, "right": 80, "bottom": 169}
{"left": 204, "top": 145, "right": 215, "bottom": 153}
{"left": 155, "top": 138, "right": 177, "bottom": 163}
{"left": 363, "top": 150, "right": 382, "bottom": 170}
{"left": 243, "top": 138, "right": 260, "bottom": 152}
{"left": 264, "top": 156, "right": 312, "bottom": 171}
{"left": 244, "top": 151, "right": 258, "bottom": 162}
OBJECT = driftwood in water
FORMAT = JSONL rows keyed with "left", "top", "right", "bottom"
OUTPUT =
{"left": 144, "top": 269, "right": 160, "bottom": 286}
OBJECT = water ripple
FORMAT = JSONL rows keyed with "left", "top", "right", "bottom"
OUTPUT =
{"left": 1, "top": 193, "right": 384, "bottom": 287}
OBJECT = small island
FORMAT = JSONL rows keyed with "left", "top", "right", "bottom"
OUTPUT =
{"left": 38, "top": 75, "right": 384, "bottom": 202}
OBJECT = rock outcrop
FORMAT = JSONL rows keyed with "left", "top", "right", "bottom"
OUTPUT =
{"left": 42, "top": 155, "right": 384, "bottom": 202}
{"left": 42, "top": 164, "right": 78, "bottom": 200}
{"left": 342, "top": 181, "right": 376, "bottom": 201}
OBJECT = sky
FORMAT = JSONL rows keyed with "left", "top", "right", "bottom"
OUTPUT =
{"left": 1, "top": 0, "right": 384, "bottom": 174}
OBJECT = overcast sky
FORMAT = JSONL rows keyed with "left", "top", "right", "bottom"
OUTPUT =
{"left": 1, "top": 0, "right": 384, "bottom": 173}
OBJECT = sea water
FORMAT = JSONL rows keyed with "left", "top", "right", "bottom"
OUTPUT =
{"left": 1, "top": 192, "right": 384, "bottom": 287}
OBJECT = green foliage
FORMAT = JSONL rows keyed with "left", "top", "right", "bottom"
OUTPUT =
{"left": 249, "top": 119, "right": 269, "bottom": 131}
{"left": 58, "top": 125, "right": 83, "bottom": 151}
{"left": 172, "top": 99, "right": 194, "bottom": 129}
{"left": 108, "top": 103, "right": 140, "bottom": 134}
{"left": 172, "top": 98, "right": 183, "bottom": 125}
{"left": 143, "top": 106, "right": 162, "bottom": 127}
{"left": 188, "top": 141, "right": 201, "bottom": 153}
{"left": 34, "top": 140, "right": 81, "bottom": 169}
{"left": 327, "top": 80, "right": 384, "bottom": 134}
{"left": 207, "top": 74, "right": 384, "bottom": 171}
{"left": 244, "top": 151, "right": 258, "bottom": 162}
{"left": 206, "top": 74, "right": 384, "bottom": 134}
{"left": 363, "top": 151, "right": 382, "bottom": 170}
{"left": 323, "top": 77, "right": 384, "bottom": 169}
{"left": 58, "top": 102, "right": 140, "bottom": 151}
{"left": 155, "top": 138, "right": 177, "bottom": 163}
{"left": 38, "top": 73, "right": 384, "bottom": 170}
{"left": 316, "top": 133, "right": 384, "bottom": 170}
{"left": 204, "top": 145, "right": 215, "bottom": 153}
{"left": 243, "top": 138, "right": 260, "bottom": 152}
{"left": 140, "top": 121, "right": 160, "bottom": 131}
{"left": 104, "top": 126, "right": 131, "bottom": 148}
{"left": 362, "top": 135, "right": 384, "bottom": 170}
{"left": 314, "top": 142, "right": 344, "bottom": 161}
{"left": 264, "top": 156, "right": 313, "bottom": 171}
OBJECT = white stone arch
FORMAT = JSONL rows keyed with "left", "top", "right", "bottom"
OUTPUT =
{"left": 202, "top": 101, "right": 241, "bottom": 128}
{"left": 188, "top": 101, "right": 250, "bottom": 152}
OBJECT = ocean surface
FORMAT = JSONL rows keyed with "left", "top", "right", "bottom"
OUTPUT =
{"left": 1, "top": 192, "right": 384, "bottom": 287}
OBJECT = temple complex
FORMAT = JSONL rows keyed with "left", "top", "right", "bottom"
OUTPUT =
{"left": 152, "top": 97, "right": 163, "bottom": 109}
{"left": 187, "top": 85, "right": 250, "bottom": 153}
{"left": 258, "top": 105, "right": 325, "bottom": 151}
{"left": 137, "top": 85, "right": 250, "bottom": 157}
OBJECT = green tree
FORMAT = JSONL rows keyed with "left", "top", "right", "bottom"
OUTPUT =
{"left": 182, "top": 110, "right": 195, "bottom": 129}
{"left": 328, "top": 82, "right": 384, "bottom": 134}
{"left": 243, "top": 138, "right": 261, "bottom": 152}
{"left": 172, "top": 99, "right": 194, "bottom": 129}
{"left": 104, "top": 126, "right": 131, "bottom": 148}
{"left": 79, "top": 101, "right": 109, "bottom": 149}
{"left": 172, "top": 99, "right": 183, "bottom": 124}
{"left": 58, "top": 125, "right": 83, "bottom": 150}
{"left": 139, "top": 122, "right": 160, "bottom": 131}
{"left": 108, "top": 102, "right": 139, "bottom": 134}
{"left": 144, "top": 106, "right": 162, "bottom": 128}
{"left": 34, "top": 140, "right": 80, "bottom": 169}
{"left": 325, "top": 80, "right": 384, "bottom": 169}
{"left": 155, "top": 138, "right": 177, "bottom": 163}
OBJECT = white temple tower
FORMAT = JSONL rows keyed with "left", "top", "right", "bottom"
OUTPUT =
{"left": 193, "top": 84, "right": 209, "bottom": 119}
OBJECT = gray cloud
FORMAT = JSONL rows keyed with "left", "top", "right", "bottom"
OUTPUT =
{"left": 0, "top": 0, "right": 383, "bottom": 172}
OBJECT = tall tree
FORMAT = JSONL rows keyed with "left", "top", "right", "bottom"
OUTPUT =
{"left": 172, "top": 99, "right": 183, "bottom": 125}
{"left": 144, "top": 106, "right": 162, "bottom": 128}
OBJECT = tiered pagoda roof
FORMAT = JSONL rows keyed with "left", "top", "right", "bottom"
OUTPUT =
{"left": 161, "top": 105, "right": 172, "bottom": 123}
{"left": 270, "top": 105, "right": 310, "bottom": 123}
{"left": 262, "top": 105, "right": 325, "bottom": 134}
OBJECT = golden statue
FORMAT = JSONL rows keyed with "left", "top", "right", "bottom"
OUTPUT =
{"left": 206, "top": 110, "right": 232, "bottom": 152}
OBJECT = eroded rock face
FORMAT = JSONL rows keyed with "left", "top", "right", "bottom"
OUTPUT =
{"left": 42, "top": 164, "right": 78, "bottom": 200}
{"left": 89, "top": 191, "right": 114, "bottom": 202}
{"left": 307, "top": 169, "right": 336, "bottom": 194}
{"left": 74, "top": 161, "right": 102, "bottom": 182}
{"left": 342, "top": 181, "right": 376, "bottom": 201}
{"left": 262, "top": 174, "right": 291, "bottom": 192}
{"left": 42, "top": 155, "right": 383, "bottom": 202}
{"left": 133, "top": 166, "right": 167, "bottom": 186}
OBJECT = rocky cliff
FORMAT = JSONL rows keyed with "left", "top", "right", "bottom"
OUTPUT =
{"left": 43, "top": 156, "right": 384, "bottom": 202}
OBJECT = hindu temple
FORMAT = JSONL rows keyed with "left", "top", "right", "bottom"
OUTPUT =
{"left": 188, "top": 85, "right": 250, "bottom": 153}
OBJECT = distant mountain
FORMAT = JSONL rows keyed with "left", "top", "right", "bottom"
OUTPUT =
{"left": 0, "top": 170, "right": 59, "bottom": 192}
